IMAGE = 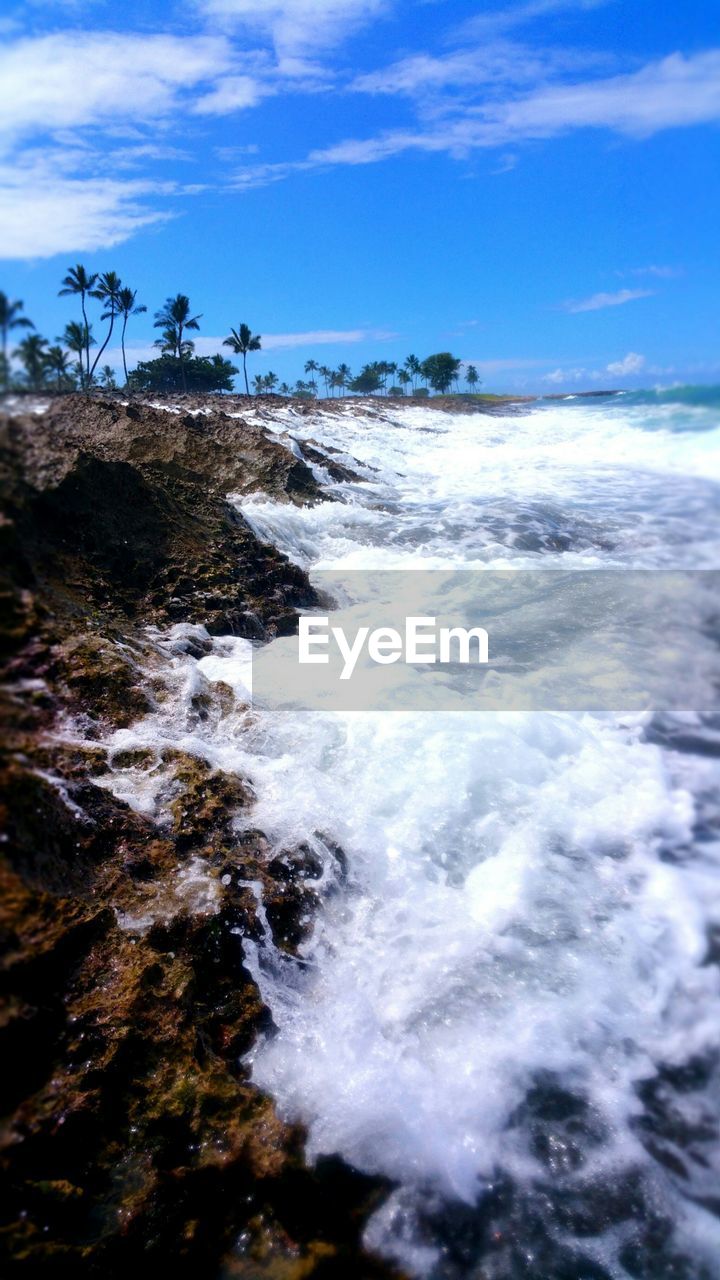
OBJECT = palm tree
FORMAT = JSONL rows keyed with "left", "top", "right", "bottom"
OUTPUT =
{"left": 279, "top": 381, "right": 291, "bottom": 396}
{"left": 304, "top": 358, "right": 319, "bottom": 388}
{"left": 466, "top": 365, "right": 480, "bottom": 392}
{"left": 154, "top": 294, "right": 202, "bottom": 392}
{"left": 398, "top": 369, "right": 411, "bottom": 395}
{"left": 318, "top": 365, "right": 332, "bottom": 397}
{"left": 61, "top": 321, "right": 95, "bottom": 378}
{"left": 58, "top": 264, "right": 97, "bottom": 387}
{"left": 45, "top": 345, "right": 74, "bottom": 392}
{"left": 100, "top": 365, "right": 117, "bottom": 390}
{"left": 252, "top": 373, "right": 265, "bottom": 395}
{"left": 223, "top": 323, "right": 261, "bottom": 395}
{"left": 0, "top": 293, "right": 34, "bottom": 389}
{"left": 154, "top": 327, "right": 191, "bottom": 356}
{"left": 404, "top": 354, "right": 421, "bottom": 392}
{"left": 264, "top": 371, "right": 279, "bottom": 394}
{"left": 117, "top": 287, "right": 147, "bottom": 385}
{"left": 337, "top": 362, "right": 351, "bottom": 396}
{"left": 14, "top": 333, "right": 48, "bottom": 392}
{"left": 88, "top": 271, "right": 122, "bottom": 383}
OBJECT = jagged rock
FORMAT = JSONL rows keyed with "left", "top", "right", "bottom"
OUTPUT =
{"left": 0, "top": 397, "right": 405, "bottom": 1279}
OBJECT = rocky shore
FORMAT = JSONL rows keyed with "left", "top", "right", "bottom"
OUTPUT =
{"left": 0, "top": 394, "right": 410, "bottom": 1278}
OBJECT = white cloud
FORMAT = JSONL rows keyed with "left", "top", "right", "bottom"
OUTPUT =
{"left": 628, "top": 264, "right": 684, "bottom": 278}
{"left": 542, "top": 366, "right": 588, "bottom": 384}
{"left": 197, "top": 0, "right": 388, "bottom": 56}
{"left": 460, "top": 0, "right": 614, "bottom": 38}
{"left": 236, "top": 48, "right": 720, "bottom": 186}
{"left": 0, "top": 30, "right": 275, "bottom": 258}
{"left": 489, "top": 51, "right": 720, "bottom": 139}
{"left": 606, "top": 351, "right": 645, "bottom": 376}
{"left": 261, "top": 327, "right": 396, "bottom": 348}
{"left": 194, "top": 75, "right": 270, "bottom": 114}
{"left": 0, "top": 33, "right": 238, "bottom": 140}
{"left": 0, "top": 155, "right": 174, "bottom": 259}
{"left": 542, "top": 351, "right": 646, "bottom": 384}
{"left": 352, "top": 41, "right": 609, "bottom": 100}
{"left": 564, "top": 287, "right": 654, "bottom": 313}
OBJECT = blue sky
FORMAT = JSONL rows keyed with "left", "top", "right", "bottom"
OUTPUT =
{"left": 1, "top": 0, "right": 718, "bottom": 391}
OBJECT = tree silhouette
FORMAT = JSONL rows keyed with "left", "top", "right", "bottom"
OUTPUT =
{"left": 349, "top": 363, "right": 383, "bottom": 395}
{"left": 154, "top": 295, "right": 202, "bottom": 393}
{"left": 404, "top": 354, "right": 421, "bottom": 391}
{"left": 466, "top": 365, "right": 480, "bottom": 392}
{"left": 58, "top": 265, "right": 97, "bottom": 388}
{"left": 88, "top": 271, "right": 122, "bottom": 382}
{"left": 14, "top": 333, "right": 48, "bottom": 392}
{"left": 45, "top": 345, "right": 74, "bottom": 392}
{"left": 223, "top": 323, "right": 261, "bottom": 394}
{"left": 60, "top": 321, "right": 95, "bottom": 384}
{"left": 117, "top": 287, "right": 147, "bottom": 385}
{"left": 337, "top": 363, "right": 351, "bottom": 397}
{"left": 0, "top": 293, "right": 34, "bottom": 390}
{"left": 420, "top": 353, "right": 462, "bottom": 394}
{"left": 129, "top": 354, "right": 237, "bottom": 394}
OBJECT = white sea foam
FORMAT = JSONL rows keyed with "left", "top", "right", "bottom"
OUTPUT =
{"left": 85, "top": 396, "right": 720, "bottom": 1276}
{"left": 234, "top": 397, "right": 720, "bottom": 1275}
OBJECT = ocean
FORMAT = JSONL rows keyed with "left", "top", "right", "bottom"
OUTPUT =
{"left": 110, "top": 388, "right": 720, "bottom": 1277}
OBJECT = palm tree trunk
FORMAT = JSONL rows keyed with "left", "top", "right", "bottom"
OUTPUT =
{"left": 177, "top": 322, "right": 187, "bottom": 394}
{"left": 90, "top": 313, "right": 115, "bottom": 383}
{"left": 121, "top": 315, "right": 129, "bottom": 386}
{"left": 243, "top": 352, "right": 249, "bottom": 395}
{"left": 80, "top": 293, "right": 90, "bottom": 391}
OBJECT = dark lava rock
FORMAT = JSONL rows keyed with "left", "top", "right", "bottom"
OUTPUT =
{"left": 0, "top": 396, "right": 405, "bottom": 1279}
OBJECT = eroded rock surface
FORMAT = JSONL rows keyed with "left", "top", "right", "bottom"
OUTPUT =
{"left": 0, "top": 397, "right": 404, "bottom": 1278}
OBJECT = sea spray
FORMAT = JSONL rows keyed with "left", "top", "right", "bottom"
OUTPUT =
{"left": 87, "top": 392, "right": 720, "bottom": 1276}
{"left": 236, "top": 393, "right": 720, "bottom": 1277}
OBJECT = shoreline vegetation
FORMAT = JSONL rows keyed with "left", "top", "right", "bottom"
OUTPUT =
{"left": 1, "top": 275, "right": 619, "bottom": 403}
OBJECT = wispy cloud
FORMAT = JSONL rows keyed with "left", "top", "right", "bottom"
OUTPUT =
{"left": 606, "top": 351, "right": 645, "bottom": 376}
{"left": 0, "top": 30, "right": 272, "bottom": 257}
{"left": 458, "top": 0, "right": 615, "bottom": 39}
{"left": 543, "top": 350, "right": 646, "bottom": 383}
{"left": 0, "top": 33, "right": 239, "bottom": 140}
{"left": 196, "top": 0, "right": 389, "bottom": 58}
{"left": 627, "top": 263, "right": 684, "bottom": 278}
{"left": 563, "top": 287, "right": 654, "bottom": 313}
{"left": 0, "top": 152, "right": 176, "bottom": 259}
{"left": 234, "top": 49, "right": 720, "bottom": 188}
{"left": 351, "top": 39, "right": 610, "bottom": 102}
{"left": 3, "top": 5, "right": 719, "bottom": 261}
{"left": 105, "top": 328, "right": 396, "bottom": 366}
{"left": 261, "top": 327, "right": 397, "bottom": 349}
